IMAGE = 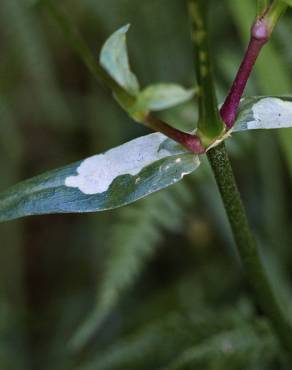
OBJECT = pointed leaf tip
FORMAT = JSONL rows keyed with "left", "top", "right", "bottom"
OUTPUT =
{"left": 100, "top": 24, "right": 139, "bottom": 96}
{"left": 0, "top": 133, "right": 201, "bottom": 223}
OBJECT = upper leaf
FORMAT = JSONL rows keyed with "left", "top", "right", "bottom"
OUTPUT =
{"left": 0, "top": 133, "right": 200, "bottom": 223}
{"left": 99, "top": 26, "right": 198, "bottom": 121}
{"left": 131, "top": 84, "right": 197, "bottom": 115}
{"left": 100, "top": 24, "right": 140, "bottom": 96}
{"left": 234, "top": 96, "right": 292, "bottom": 132}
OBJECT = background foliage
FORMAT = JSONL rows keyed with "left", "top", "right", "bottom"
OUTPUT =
{"left": 0, "top": 0, "right": 291, "bottom": 369}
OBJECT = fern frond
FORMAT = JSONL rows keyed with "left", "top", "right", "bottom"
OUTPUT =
{"left": 163, "top": 322, "right": 276, "bottom": 370}
{"left": 75, "top": 307, "right": 276, "bottom": 370}
{"left": 77, "top": 312, "right": 202, "bottom": 370}
{"left": 70, "top": 182, "right": 194, "bottom": 350}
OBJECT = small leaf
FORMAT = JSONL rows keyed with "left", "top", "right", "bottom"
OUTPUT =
{"left": 234, "top": 96, "right": 292, "bottom": 132}
{"left": 0, "top": 133, "right": 200, "bottom": 223}
{"left": 100, "top": 24, "right": 140, "bottom": 96}
{"left": 131, "top": 84, "right": 197, "bottom": 116}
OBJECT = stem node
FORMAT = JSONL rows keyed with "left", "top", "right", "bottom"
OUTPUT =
{"left": 251, "top": 18, "right": 271, "bottom": 42}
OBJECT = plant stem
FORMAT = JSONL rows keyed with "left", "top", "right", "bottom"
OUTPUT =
{"left": 207, "top": 143, "right": 292, "bottom": 361}
{"left": 220, "top": 0, "right": 288, "bottom": 128}
{"left": 38, "top": 0, "right": 135, "bottom": 106}
{"left": 266, "top": 0, "right": 288, "bottom": 33}
{"left": 144, "top": 114, "right": 205, "bottom": 154}
{"left": 198, "top": 0, "right": 292, "bottom": 360}
{"left": 220, "top": 19, "right": 269, "bottom": 128}
{"left": 186, "top": 5, "right": 289, "bottom": 352}
{"left": 40, "top": 0, "right": 206, "bottom": 154}
{"left": 188, "top": 0, "right": 225, "bottom": 142}
{"left": 257, "top": 0, "right": 269, "bottom": 16}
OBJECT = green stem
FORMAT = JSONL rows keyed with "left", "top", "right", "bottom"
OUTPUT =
{"left": 257, "top": 0, "right": 269, "bottom": 16}
{"left": 207, "top": 143, "right": 292, "bottom": 362}
{"left": 39, "top": 0, "right": 206, "bottom": 154}
{"left": 38, "top": 0, "right": 135, "bottom": 106}
{"left": 265, "top": 0, "right": 288, "bottom": 33}
{"left": 188, "top": 0, "right": 224, "bottom": 145}
{"left": 204, "top": 0, "right": 292, "bottom": 360}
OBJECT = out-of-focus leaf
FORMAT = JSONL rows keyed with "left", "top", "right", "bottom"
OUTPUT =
{"left": 70, "top": 182, "right": 193, "bottom": 350}
{"left": 131, "top": 84, "right": 197, "bottom": 116}
{"left": 164, "top": 324, "right": 276, "bottom": 370}
{"left": 0, "top": 133, "right": 200, "bottom": 223}
{"left": 234, "top": 96, "right": 292, "bottom": 131}
{"left": 282, "top": 0, "right": 292, "bottom": 6}
{"left": 100, "top": 24, "right": 140, "bottom": 96}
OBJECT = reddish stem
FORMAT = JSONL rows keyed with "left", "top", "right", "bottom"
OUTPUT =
{"left": 220, "top": 19, "right": 270, "bottom": 128}
{"left": 145, "top": 18, "right": 271, "bottom": 153}
{"left": 145, "top": 114, "right": 205, "bottom": 154}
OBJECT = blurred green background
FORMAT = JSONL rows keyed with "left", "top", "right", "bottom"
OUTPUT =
{"left": 0, "top": 0, "right": 292, "bottom": 369}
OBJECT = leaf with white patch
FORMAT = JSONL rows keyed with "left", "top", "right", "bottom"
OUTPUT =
{"left": 234, "top": 96, "right": 292, "bottom": 132}
{"left": 0, "top": 133, "right": 200, "bottom": 223}
{"left": 131, "top": 84, "right": 197, "bottom": 117}
{"left": 100, "top": 24, "right": 140, "bottom": 96}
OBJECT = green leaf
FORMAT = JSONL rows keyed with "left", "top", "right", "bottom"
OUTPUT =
{"left": 131, "top": 84, "right": 197, "bottom": 116}
{"left": 234, "top": 96, "right": 292, "bottom": 132}
{"left": 281, "top": 0, "right": 292, "bottom": 7}
{"left": 70, "top": 182, "right": 193, "bottom": 350}
{"left": 0, "top": 133, "right": 200, "bottom": 223}
{"left": 164, "top": 324, "right": 276, "bottom": 370}
{"left": 100, "top": 24, "right": 140, "bottom": 96}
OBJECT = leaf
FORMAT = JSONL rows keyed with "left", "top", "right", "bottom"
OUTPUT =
{"left": 164, "top": 324, "right": 276, "bottom": 370}
{"left": 79, "top": 313, "right": 200, "bottom": 370}
{"left": 131, "top": 84, "right": 197, "bottom": 116}
{"left": 100, "top": 24, "right": 140, "bottom": 96}
{"left": 77, "top": 305, "right": 276, "bottom": 370}
{"left": 0, "top": 133, "right": 200, "bottom": 223}
{"left": 234, "top": 96, "right": 292, "bottom": 132}
{"left": 70, "top": 182, "right": 193, "bottom": 350}
{"left": 281, "top": 0, "right": 292, "bottom": 6}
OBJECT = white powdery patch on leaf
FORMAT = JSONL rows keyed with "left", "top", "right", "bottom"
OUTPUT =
{"left": 248, "top": 97, "right": 292, "bottom": 130}
{"left": 65, "top": 133, "right": 174, "bottom": 194}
